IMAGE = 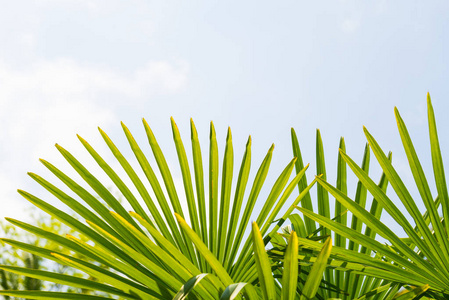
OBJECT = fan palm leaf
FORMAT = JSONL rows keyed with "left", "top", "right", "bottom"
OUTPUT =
{"left": 0, "top": 117, "right": 317, "bottom": 299}
{"left": 303, "top": 93, "right": 449, "bottom": 297}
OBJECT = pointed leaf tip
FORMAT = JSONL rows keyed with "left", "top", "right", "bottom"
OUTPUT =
{"left": 427, "top": 92, "right": 432, "bottom": 105}
{"left": 251, "top": 221, "right": 260, "bottom": 231}
{"left": 174, "top": 213, "right": 183, "bottom": 223}
{"left": 210, "top": 122, "right": 216, "bottom": 136}
{"left": 170, "top": 117, "right": 178, "bottom": 128}
{"left": 244, "top": 135, "right": 252, "bottom": 148}
{"left": 77, "top": 134, "right": 87, "bottom": 143}
{"left": 190, "top": 119, "right": 197, "bottom": 138}
{"left": 227, "top": 126, "right": 232, "bottom": 138}
{"left": 362, "top": 126, "right": 370, "bottom": 136}
{"left": 394, "top": 106, "right": 399, "bottom": 114}
{"left": 98, "top": 127, "right": 107, "bottom": 134}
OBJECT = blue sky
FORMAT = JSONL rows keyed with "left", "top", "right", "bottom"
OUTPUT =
{"left": 1, "top": 1, "right": 448, "bottom": 236}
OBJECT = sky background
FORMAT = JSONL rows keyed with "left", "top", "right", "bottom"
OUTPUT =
{"left": 1, "top": 1, "right": 448, "bottom": 237}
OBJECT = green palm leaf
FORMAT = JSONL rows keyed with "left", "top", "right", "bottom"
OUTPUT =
{"left": 307, "top": 93, "right": 449, "bottom": 297}
{"left": 290, "top": 126, "right": 398, "bottom": 299}
{"left": 300, "top": 237, "right": 332, "bottom": 300}
{"left": 1, "top": 118, "right": 317, "bottom": 299}
{"left": 281, "top": 230, "right": 298, "bottom": 300}
{"left": 251, "top": 222, "right": 275, "bottom": 300}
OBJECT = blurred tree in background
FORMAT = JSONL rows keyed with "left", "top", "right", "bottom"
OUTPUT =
{"left": 0, "top": 208, "right": 97, "bottom": 299}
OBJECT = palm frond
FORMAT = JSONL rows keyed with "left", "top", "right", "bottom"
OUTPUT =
{"left": 1, "top": 118, "right": 315, "bottom": 299}
{"left": 307, "top": 93, "right": 449, "bottom": 297}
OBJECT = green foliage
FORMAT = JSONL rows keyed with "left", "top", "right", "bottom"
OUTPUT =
{"left": 297, "top": 93, "right": 449, "bottom": 298}
{"left": 288, "top": 128, "right": 399, "bottom": 299}
{"left": 1, "top": 93, "right": 447, "bottom": 299}
{"left": 0, "top": 118, "right": 325, "bottom": 299}
{"left": 0, "top": 211, "right": 87, "bottom": 299}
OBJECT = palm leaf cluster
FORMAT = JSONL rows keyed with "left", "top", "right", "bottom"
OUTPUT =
{"left": 297, "top": 94, "right": 449, "bottom": 298}
{"left": 0, "top": 117, "right": 332, "bottom": 299}
{"left": 0, "top": 93, "right": 447, "bottom": 299}
{"left": 282, "top": 128, "right": 402, "bottom": 299}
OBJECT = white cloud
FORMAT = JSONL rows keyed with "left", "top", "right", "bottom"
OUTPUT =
{"left": 0, "top": 58, "right": 189, "bottom": 219}
{"left": 0, "top": 58, "right": 188, "bottom": 100}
